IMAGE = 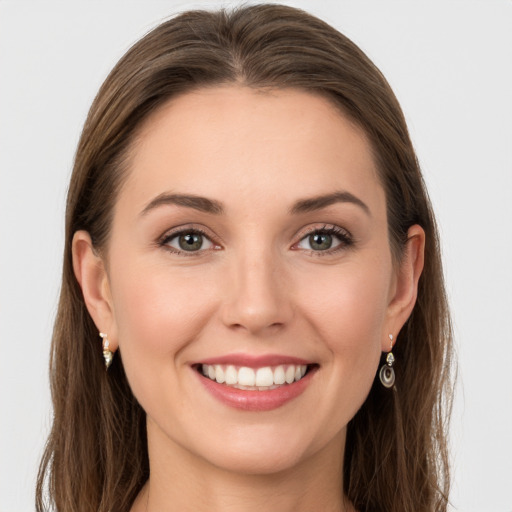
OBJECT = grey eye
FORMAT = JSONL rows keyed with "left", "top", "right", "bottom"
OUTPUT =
{"left": 309, "top": 233, "right": 333, "bottom": 251}
{"left": 298, "top": 231, "right": 342, "bottom": 251}
{"left": 166, "top": 232, "right": 214, "bottom": 252}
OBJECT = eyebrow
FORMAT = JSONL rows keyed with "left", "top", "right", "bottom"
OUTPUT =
{"left": 140, "top": 190, "right": 370, "bottom": 217}
{"left": 290, "top": 191, "right": 371, "bottom": 216}
{"left": 140, "top": 193, "right": 224, "bottom": 216}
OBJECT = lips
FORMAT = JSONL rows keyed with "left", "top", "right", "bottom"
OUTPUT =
{"left": 193, "top": 354, "right": 317, "bottom": 411}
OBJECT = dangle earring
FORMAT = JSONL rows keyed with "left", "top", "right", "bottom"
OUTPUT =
{"left": 99, "top": 332, "right": 113, "bottom": 370}
{"left": 379, "top": 334, "right": 395, "bottom": 388}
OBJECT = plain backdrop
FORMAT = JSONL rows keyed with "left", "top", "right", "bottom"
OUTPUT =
{"left": 1, "top": 1, "right": 511, "bottom": 511}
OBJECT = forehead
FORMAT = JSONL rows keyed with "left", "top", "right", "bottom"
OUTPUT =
{"left": 120, "top": 86, "right": 383, "bottom": 217}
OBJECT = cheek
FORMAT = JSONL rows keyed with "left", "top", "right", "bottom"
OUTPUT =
{"left": 108, "top": 258, "right": 218, "bottom": 391}
{"left": 300, "top": 260, "right": 390, "bottom": 343}
{"left": 295, "top": 255, "right": 391, "bottom": 389}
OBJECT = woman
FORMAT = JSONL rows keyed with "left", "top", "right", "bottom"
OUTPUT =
{"left": 36, "top": 4, "right": 453, "bottom": 512}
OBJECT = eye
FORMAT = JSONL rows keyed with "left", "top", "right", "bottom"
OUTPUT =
{"left": 161, "top": 229, "right": 216, "bottom": 253}
{"left": 302, "top": 232, "right": 338, "bottom": 251}
{"left": 295, "top": 225, "right": 352, "bottom": 253}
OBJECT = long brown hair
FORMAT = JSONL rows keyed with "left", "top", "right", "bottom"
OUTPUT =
{"left": 37, "top": 5, "right": 453, "bottom": 511}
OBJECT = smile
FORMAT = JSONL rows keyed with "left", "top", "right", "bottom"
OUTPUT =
{"left": 201, "top": 364, "right": 308, "bottom": 390}
{"left": 194, "top": 356, "right": 318, "bottom": 411}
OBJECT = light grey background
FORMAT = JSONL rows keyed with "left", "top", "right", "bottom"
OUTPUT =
{"left": 1, "top": 1, "right": 511, "bottom": 511}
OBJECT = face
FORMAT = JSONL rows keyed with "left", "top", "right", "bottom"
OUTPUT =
{"left": 101, "top": 86, "right": 400, "bottom": 474}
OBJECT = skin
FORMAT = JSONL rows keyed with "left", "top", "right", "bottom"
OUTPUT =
{"left": 73, "top": 86, "right": 424, "bottom": 512}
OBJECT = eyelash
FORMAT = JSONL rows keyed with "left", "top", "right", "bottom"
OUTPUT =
{"left": 293, "top": 224, "right": 354, "bottom": 255}
{"left": 159, "top": 226, "right": 217, "bottom": 257}
{"left": 158, "top": 224, "right": 354, "bottom": 257}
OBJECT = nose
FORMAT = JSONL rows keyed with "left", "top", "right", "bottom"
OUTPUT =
{"left": 220, "top": 248, "right": 294, "bottom": 336}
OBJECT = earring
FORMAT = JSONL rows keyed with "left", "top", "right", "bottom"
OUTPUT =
{"left": 99, "top": 332, "right": 113, "bottom": 370}
{"left": 379, "top": 334, "right": 395, "bottom": 388}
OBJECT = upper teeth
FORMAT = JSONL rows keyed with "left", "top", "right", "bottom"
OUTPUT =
{"left": 201, "top": 364, "right": 308, "bottom": 388}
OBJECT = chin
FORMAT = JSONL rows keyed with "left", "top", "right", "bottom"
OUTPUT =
{"left": 201, "top": 436, "right": 312, "bottom": 476}
{"left": 180, "top": 418, "right": 343, "bottom": 477}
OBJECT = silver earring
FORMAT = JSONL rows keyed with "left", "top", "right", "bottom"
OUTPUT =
{"left": 379, "top": 334, "right": 395, "bottom": 388}
{"left": 99, "top": 332, "right": 113, "bottom": 370}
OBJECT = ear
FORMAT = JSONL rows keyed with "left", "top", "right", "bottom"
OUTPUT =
{"left": 72, "top": 230, "right": 118, "bottom": 352}
{"left": 383, "top": 224, "right": 425, "bottom": 351}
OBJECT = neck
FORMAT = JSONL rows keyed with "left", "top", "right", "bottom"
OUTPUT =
{"left": 131, "top": 420, "right": 355, "bottom": 512}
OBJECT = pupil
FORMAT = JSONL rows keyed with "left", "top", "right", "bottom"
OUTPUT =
{"left": 310, "top": 233, "right": 332, "bottom": 250}
{"left": 179, "top": 233, "right": 202, "bottom": 251}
